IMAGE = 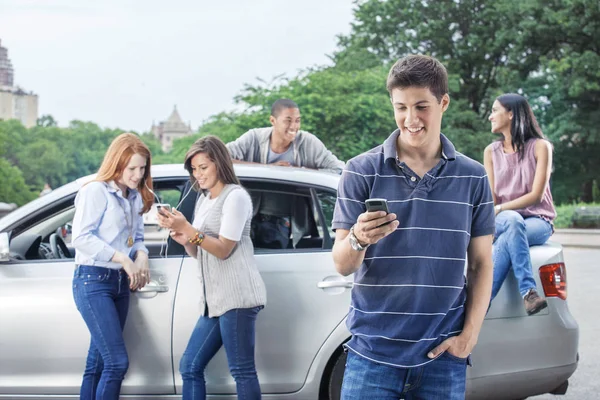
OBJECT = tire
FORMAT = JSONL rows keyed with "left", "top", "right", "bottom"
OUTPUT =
{"left": 327, "top": 351, "right": 347, "bottom": 400}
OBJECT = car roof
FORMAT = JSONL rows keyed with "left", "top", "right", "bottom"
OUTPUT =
{"left": 0, "top": 164, "right": 340, "bottom": 231}
{"left": 151, "top": 163, "right": 340, "bottom": 188}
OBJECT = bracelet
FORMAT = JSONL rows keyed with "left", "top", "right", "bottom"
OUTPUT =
{"left": 188, "top": 231, "right": 205, "bottom": 246}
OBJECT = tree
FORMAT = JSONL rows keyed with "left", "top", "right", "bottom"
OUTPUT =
{"left": 139, "top": 133, "right": 165, "bottom": 160}
{"left": 333, "top": 0, "right": 540, "bottom": 114}
{"left": 0, "top": 158, "right": 36, "bottom": 206}
{"left": 36, "top": 114, "right": 57, "bottom": 127}
{"left": 16, "top": 139, "right": 69, "bottom": 189}
{"left": 0, "top": 120, "right": 26, "bottom": 165}
{"left": 518, "top": 0, "right": 600, "bottom": 202}
{"left": 332, "top": 0, "right": 599, "bottom": 200}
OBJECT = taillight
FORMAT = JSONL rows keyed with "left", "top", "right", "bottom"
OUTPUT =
{"left": 539, "top": 262, "right": 567, "bottom": 300}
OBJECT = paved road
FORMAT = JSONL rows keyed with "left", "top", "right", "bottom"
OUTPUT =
{"left": 531, "top": 247, "right": 600, "bottom": 399}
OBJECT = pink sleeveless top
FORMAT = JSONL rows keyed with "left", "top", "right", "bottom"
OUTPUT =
{"left": 491, "top": 138, "right": 556, "bottom": 223}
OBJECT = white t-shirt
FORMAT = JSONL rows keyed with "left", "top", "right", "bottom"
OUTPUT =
{"left": 192, "top": 189, "right": 252, "bottom": 241}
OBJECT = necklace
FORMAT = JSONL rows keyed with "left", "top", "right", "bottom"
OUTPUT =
{"left": 118, "top": 196, "right": 135, "bottom": 247}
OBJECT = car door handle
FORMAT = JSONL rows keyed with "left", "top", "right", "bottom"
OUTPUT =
{"left": 317, "top": 281, "right": 353, "bottom": 289}
{"left": 137, "top": 284, "right": 169, "bottom": 293}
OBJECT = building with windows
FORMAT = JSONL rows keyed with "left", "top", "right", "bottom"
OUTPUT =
{"left": 0, "top": 39, "right": 38, "bottom": 128}
{"left": 151, "top": 106, "right": 193, "bottom": 152}
{"left": 0, "top": 39, "right": 14, "bottom": 87}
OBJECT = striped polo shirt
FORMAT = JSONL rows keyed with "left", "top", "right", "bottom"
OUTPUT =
{"left": 332, "top": 130, "right": 495, "bottom": 368}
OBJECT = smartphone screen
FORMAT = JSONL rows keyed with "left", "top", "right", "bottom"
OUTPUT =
{"left": 157, "top": 203, "right": 171, "bottom": 214}
{"left": 365, "top": 198, "right": 391, "bottom": 227}
{"left": 365, "top": 198, "right": 389, "bottom": 214}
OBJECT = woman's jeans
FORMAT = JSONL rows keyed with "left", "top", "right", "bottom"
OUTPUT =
{"left": 73, "top": 265, "right": 130, "bottom": 400}
{"left": 180, "top": 306, "right": 263, "bottom": 400}
{"left": 341, "top": 350, "right": 469, "bottom": 399}
{"left": 491, "top": 211, "right": 553, "bottom": 300}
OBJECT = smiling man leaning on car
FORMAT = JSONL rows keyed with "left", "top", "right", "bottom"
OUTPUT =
{"left": 226, "top": 98, "right": 344, "bottom": 250}
{"left": 332, "top": 55, "right": 495, "bottom": 399}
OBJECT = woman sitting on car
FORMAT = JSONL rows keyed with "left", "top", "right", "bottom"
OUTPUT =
{"left": 157, "top": 135, "right": 266, "bottom": 400}
{"left": 484, "top": 93, "right": 556, "bottom": 315}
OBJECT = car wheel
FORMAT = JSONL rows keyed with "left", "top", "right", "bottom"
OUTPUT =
{"left": 327, "top": 351, "right": 347, "bottom": 400}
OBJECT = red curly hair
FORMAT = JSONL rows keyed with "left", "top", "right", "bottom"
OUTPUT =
{"left": 95, "top": 132, "right": 153, "bottom": 214}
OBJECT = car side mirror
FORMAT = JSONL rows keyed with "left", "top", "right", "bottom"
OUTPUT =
{"left": 0, "top": 232, "right": 10, "bottom": 262}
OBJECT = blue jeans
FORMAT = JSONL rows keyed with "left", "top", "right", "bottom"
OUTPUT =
{"left": 180, "top": 306, "right": 263, "bottom": 400}
{"left": 491, "top": 211, "right": 553, "bottom": 299}
{"left": 341, "top": 351, "right": 468, "bottom": 399}
{"left": 72, "top": 265, "right": 130, "bottom": 400}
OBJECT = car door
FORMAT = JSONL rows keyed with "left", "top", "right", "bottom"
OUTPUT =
{"left": 0, "top": 180, "right": 185, "bottom": 396}
{"left": 119, "top": 180, "right": 187, "bottom": 395}
{"left": 171, "top": 179, "right": 352, "bottom": 394}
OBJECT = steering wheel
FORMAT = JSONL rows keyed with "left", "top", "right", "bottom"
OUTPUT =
{"left": 49, "top": 233, "right": 71, "bottom": 259}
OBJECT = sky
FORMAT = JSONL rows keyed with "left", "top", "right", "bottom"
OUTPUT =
{"left": 0, "top": 0, "right": 355, "bottom": 132}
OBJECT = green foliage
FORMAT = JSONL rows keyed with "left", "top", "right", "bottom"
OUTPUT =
{"left": 222, "top": 66, "right": 397, "bottom": 161}
{"left": 330, "top": 0, "right": 599, "bottom": 201}
{"left": 0, "top": 158, "right": 36, "bottom": 205}
{"left": 0, "top": 119, "right": 124, "bottom": 205}
{"left": 333, "top": 0, "right": 537, "bottom": 114}
{"left": 518, "top": 0, "right": 600, "bottom": 202}
{"left": 153, "top": 133, "right": 204, "bottom": 165}
{"left": 1, "top": 0, "right": 598, "bottom": 210}
{"left": 36, "top": 114, "right": 58, "bottom": 127}
{"left": 554, "top": 203, "right": 600, "bottom": 229}
{"left": 0, "top": 120, "right": 27, "bottom": 165}
{"left": 16, "top": 139, "right": 69, "bottom": 188}
{"left": 139, "top": 134, "right": 164, "bottom": 159}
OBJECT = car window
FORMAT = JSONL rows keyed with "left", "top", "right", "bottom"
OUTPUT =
{"left": 241, "top": 180, "right": 327, "bottom": 252}
{"left": 145, "top": 180, "right": 188, "bottom": 257}
{"left": 144, "top": 188, "right": 183, "bottom": 245}
{"left": 7, "top": 194, "right": 76, "bottom": 261}
{"left": 314, "top": 189, "right": 336, "bottom": 242}
{"left": 7, "top": 179, "right": 189, "bottom": 261}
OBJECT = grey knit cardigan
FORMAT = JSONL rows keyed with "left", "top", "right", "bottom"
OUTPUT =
{"left": 195, "top": 184, "right": 267, "bottom": 317}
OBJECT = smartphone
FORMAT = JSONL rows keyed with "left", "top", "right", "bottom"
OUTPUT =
{"left": 156, "top": 203, "right": 171, "bottom": 214}
{"left": 365, "top": 198, "right": 391, "bottom": 227}
{"left": 365, "top": 198, "right": 389, "bottom": 214}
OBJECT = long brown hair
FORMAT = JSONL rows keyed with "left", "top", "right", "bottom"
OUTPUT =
{"left": 495, "top": 93, "right": 546, "bottom": 161}
{"left": 95, "top": 132, "right": 154, "bottom": 213}
{"left": 184, "top": 135, "right": 239, "bottom": 188}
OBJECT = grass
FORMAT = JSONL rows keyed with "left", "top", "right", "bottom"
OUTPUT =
{"left": 554, "top": 202, "right": 600, "bottom": 229}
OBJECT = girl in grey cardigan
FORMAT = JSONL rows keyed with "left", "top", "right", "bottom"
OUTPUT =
{"left": 157, "top": 135, "right": 266, "bottom": 400}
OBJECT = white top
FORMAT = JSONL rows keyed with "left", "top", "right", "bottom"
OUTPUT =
{"left": 192, "top": 189, "right": 252, "bottom": 241}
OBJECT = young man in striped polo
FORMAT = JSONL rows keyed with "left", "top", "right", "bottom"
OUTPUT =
{"left": 332, "top": 55, "right": 495, "bottom": 399}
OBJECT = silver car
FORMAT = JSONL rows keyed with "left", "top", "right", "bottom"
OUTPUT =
{"left": 0, "top": 164, "right": 578, "bottom": 399}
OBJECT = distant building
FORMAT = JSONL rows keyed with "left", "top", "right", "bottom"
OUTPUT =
{"left": 0, "top": 39, "right": 38, "bottom": 128}
{"left": 151, "top": 106, "right": 193, "bottom": 152}
{"left": 0, "top": 39, "right": 14, "bottom": 87}
{"left": 0, "top": 87, "right": 39, "bottom": 128}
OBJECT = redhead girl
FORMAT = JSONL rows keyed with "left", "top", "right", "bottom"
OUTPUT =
{"left": 71, "top": 132, "right": 153, "bottom": 399}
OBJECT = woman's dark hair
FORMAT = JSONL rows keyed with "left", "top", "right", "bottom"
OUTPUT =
{"left": 496, "top": 93, "right": 545, "bottom": 160}
{"left": 184, "top": 135, "right": 239, "bottom": 188}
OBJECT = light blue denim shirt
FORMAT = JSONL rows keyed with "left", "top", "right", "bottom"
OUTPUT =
{"left": 72, "top": 180, "right": 148, "bottom": 269}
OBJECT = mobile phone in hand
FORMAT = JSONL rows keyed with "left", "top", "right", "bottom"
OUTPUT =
{"left": 156, "top": 203, "right": 172, "bottom": 215}
{"left": 365, "top": 198, "right": 391, "bottom": 226}
{"left": 365, "top": 198, "right": 389, "bottom": 214}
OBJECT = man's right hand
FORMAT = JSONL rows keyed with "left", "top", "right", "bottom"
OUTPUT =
{"left": 353, "top": 210, "right": 399, "bottom": 246}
